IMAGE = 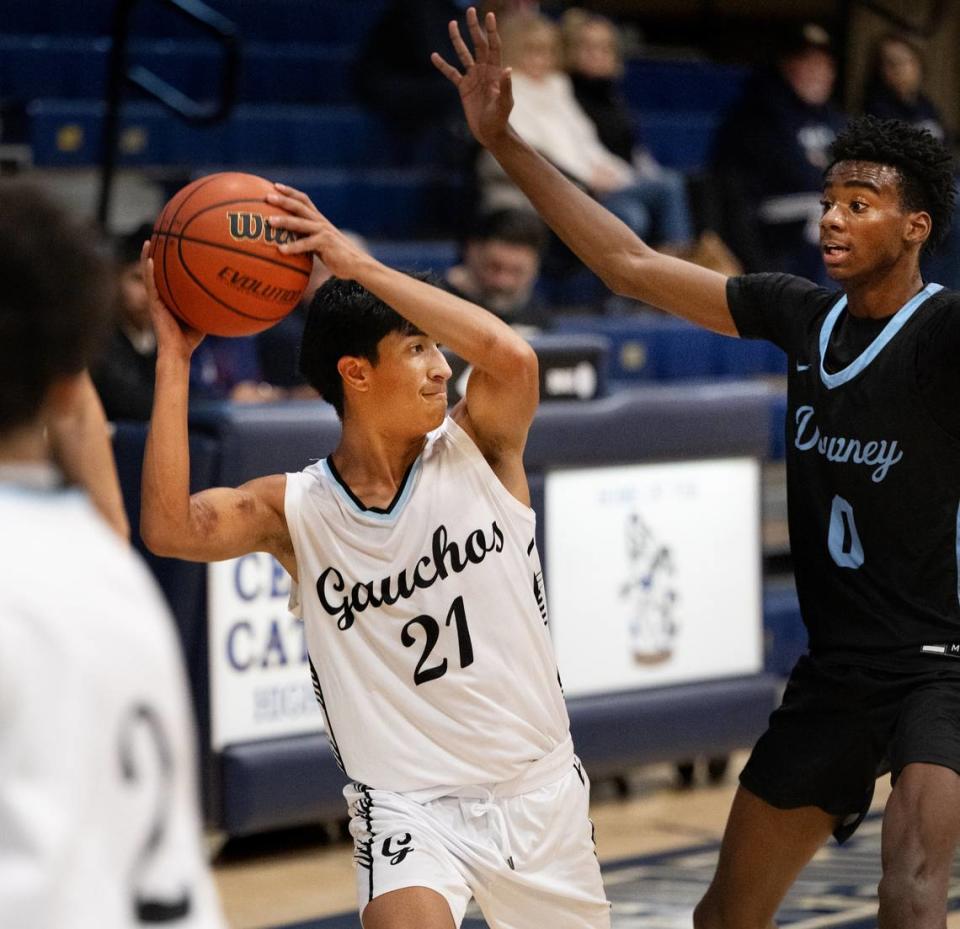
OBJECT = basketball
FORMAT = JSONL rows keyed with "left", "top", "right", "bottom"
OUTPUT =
{"left": 149, "top": 172, "right": 313, "bottom": 337}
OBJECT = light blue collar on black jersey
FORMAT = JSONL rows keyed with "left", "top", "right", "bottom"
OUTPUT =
{"left": 818, "top": 282, "right": 943, "bottom": 389}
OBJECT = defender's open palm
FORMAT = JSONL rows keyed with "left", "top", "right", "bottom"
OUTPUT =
{"left": 431, "top": 7, "right": 513, "bottom": 148}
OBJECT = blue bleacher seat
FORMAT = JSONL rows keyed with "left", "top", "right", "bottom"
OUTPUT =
{"left": 623, "top": 59, "right": 748, "bottom": 113}
{"left": 634, "top": 110, "right": 722, "bottom": 173}
{"left": 716, "top": 335, "right": 787, "bottom": 379}
{"left": 0, "top": 36, "right": 358, "bottom": 106}
{"left": 366, "top": 240, "right": 459, "bottom": 274}
{"left": 27, "top": 100, "right": 398, "bottom": 168}
{"left": 267, "top": 168, "right": 464, "bottom": 238}
{"left": 1, "top": 0, "right": 388, "bottom": 44}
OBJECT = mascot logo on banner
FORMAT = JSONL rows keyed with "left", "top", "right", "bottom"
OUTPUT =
{"left": 619, "top": 512, "right": 679, "bottom": 665}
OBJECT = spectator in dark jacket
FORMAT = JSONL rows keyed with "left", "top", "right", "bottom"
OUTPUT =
{"left": 91, "top": 225, "right": 157, "bottom": 421}
{"left": 711, "top": 23, "right": 847, "bottom": 285}
{"left": 442, "top": 208, "right": 552, "bottom": 332}
{"left": 861, "top": 31, "right": 960, "bottom": 290}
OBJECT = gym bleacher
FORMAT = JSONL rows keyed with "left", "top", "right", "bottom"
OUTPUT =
{"left": 2, "top": 0, "right": 803, "bottom": 836}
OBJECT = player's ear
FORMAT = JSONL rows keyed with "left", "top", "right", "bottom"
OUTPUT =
{"left": 904, "top": 209, "right": 931, "bottom": 248}
{"left": 337, "top": 356, "right": 372, "bottom": 395}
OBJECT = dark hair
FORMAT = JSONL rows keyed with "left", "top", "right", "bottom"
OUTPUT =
{"left": 0, "top": 181, "right": 113, "bottom": 435}
{"left": 298, "top": 275, "right": 424, "bottom": 418}
{"left": 827, "top": 115, "right": 955, "bottom": 252}
{"left": 470, "top": 208, "right": 549, "bottom": 255}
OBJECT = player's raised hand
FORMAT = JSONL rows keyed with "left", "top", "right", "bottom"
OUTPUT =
{"left": 140, "top": 242, "right": 204, "bottom": 359}
{"left": 431, "top": 7, "right": 513, "bottom": 148}
{"left": 267, "top": 183, "right": 372, "bottom": 281}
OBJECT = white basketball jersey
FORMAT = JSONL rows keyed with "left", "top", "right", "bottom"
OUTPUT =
{"left": 0, "top": 470, "right": 226, "bottom": 929}
{"left": 285, "top": 417, "right": 571, "bottom": 794}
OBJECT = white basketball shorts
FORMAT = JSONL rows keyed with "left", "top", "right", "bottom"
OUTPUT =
{"left": 344, "top": 760, "right": 611, "bottom": 928}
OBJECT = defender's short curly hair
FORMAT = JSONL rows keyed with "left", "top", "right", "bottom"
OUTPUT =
{"left": 827, "top": 115, "right": 956, "bottom": 252}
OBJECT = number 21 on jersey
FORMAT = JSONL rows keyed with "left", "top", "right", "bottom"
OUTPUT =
{"left": 401, "top": 595, "right": 474, "bottom": 686}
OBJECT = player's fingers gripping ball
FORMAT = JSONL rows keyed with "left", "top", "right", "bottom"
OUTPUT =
{"left": 150, "top": 172, "right": 313, "bottom": 336}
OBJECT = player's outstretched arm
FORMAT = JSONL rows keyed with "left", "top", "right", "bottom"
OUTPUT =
{"left": 138, "top": 246, "right": 294, "bottom": 572}
{"left": 46, "top": 370, "right": 130, "bottom": 540}
{"left": 432, "top": 7, "right": 737, "bottom": 336}
{"left": 267, "top": 185, "right": 538, "bottom": 497}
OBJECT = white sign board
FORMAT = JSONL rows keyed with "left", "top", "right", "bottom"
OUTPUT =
{"left": 545, "top": 457, "right": 762, "bottom": 697}
{"left": 208, "top": 553, "right": 323, "bottom": 750}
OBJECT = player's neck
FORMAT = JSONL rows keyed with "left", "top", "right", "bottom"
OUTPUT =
{"left": 0, "top": 422, "right": 48, "bottom": 466}
{"left": 332, "top": 421, "right": 427, "bottom": 509}
{"left": 844, "top": 266, "right": 925, "bottom": 319}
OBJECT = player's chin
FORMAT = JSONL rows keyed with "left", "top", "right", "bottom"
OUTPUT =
{"left": 422, "top": 392, "right": 448, "bottom": 425}
{"left": 823, "top": 263, "right": 849, "bottom": 282}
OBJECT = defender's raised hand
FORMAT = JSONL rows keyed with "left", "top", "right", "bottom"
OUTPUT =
{"left": 431, "top": 7, "right": 513, "bottom": 148}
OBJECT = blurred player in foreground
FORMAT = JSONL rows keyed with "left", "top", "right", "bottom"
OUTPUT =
{"left": 0, "top": 180, "right": 226, "bottom": 929}
{"left": 433, "top": 10, "right": 960, "bottom": 928}
{"left": 139, "top": 182, "right": 610, "bottom": 929}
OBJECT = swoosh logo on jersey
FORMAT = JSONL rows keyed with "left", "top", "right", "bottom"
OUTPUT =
{"left": 796, "top": 362, "right": 810, "bottom": 372}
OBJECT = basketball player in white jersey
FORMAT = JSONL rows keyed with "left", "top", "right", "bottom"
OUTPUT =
{"left": 139, "top": 183, "right": 611, "bottom": 929}
{"left": 0, "top": 180, "right": 227, "bottom": 929}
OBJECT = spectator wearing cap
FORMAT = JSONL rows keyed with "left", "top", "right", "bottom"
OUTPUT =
{"left": 711, "top": 22, "right": 848, "bottom": 285}
{"left": 442, "top": 208, "right": 552, "bottom": 333}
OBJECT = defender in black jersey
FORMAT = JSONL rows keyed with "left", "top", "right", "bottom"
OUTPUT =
{"left": 439, "top": 11, "right": 960, "bottom": 928}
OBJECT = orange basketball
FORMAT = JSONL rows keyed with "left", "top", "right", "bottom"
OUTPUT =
{"left": 149, "top": 172, "right": 312, "bottom": 337}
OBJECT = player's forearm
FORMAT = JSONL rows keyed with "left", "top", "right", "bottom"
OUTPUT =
{"left": 141, "top": 353, "right": 194, "bottom": 556}
{"left": 488, "top": 128, "right": 654, "bottom": 293}
{"left": 356, "top": 258, "right": 538, "bottom": 385}
{"left": 48, "top": 372, "right": 130, "bottom": 540}
{"left": 487, "top": 129, "right": 737, "bottom": 335}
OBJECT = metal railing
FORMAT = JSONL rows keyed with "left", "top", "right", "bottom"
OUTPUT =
{"left": 98, "top": 0, "right": 239, "bottom": 227}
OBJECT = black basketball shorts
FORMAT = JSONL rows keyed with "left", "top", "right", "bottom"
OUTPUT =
{"left": 739, "top": 653, "right": 960, "bottom": 843}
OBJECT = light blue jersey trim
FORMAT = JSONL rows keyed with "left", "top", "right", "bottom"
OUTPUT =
{"left": 320, "top": 456, "right": 423, "bottom": 523}
{"left": 818, "top": 283, "right": 943, "bottom": 389}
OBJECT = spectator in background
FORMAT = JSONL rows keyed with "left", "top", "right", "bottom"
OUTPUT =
{"left": 93, "top": 224, "right": 292, "bottom": 412}
{"left": 478, "top": 11, "right": 695, "bottom": 254}
{"left": 91, "top": 224, "right": 157, "bottom": 421}
{"left": 712, "top": 22, "right": 847, "bottom": 286}
{"left": 560, "top": 10, "right": 693, "bottom": 249}
{"left": 862, "top": 31, "right": 960, "bottom": 290}
{"left": 442, "top": 207, "right": 551, "bottom": 332}
{"left": 189, "top": 333, "right": 279, "bottom": 403}
{"left": 862, "top": 32, "right": 945, "bottom": 140}
{"left": 561, "top": 8, "right": 740, "bottom": 279}
{"left": 354, "top": 0, "right": 479, "bottom": 168}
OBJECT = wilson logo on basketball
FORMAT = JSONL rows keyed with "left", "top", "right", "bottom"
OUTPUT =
{"left": 227, "top": 212, "right": 300, "bottom": 246}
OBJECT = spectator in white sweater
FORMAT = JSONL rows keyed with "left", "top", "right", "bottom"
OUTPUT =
{"left": 477, "top": 11, "right": 693, "bottom": 252}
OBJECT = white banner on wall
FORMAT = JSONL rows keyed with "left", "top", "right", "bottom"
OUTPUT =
{"left": 545, "top": 457, "right": 763, "bottom": 697}
{"left": 208, "top": 553, "right": 323, "bottom": 750}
